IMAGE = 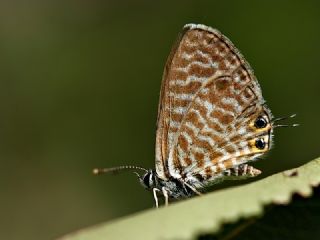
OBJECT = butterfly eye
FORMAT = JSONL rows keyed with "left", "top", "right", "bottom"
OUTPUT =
{"left": 255, "top": 138, "right": 266, "bottom": 149}
{"left": 254, "top": 116, "right": 267, "bottom": 129}
{"left": 143, "top": 173, "right": 151, "bottom": 188}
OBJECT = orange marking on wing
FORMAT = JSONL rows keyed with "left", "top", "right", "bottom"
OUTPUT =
{"left": 172, "top": 81, "right": 202, "bottom": 94}
{"left": 172, "top": 150, "right": 182, "bottom": 170}
{"left": 184, "top": 157, "right": 192, "bottom": 166}
{"left": 217, "top": 42, "right": 229, "bottom": 55}
{"left": 226, "top": 52, "right": 240, "bottom": 66}
{"left": 225, "top": 145, "right": 237, "bottom": 154}
{"left": 205, "top": 166, "right": 213, "bottom": 176}
{"left": 208, "top": 122, "right": 224, "bottom": 133}
{"left": 171, "top": 69, "right": 188, "bottom": 80}
{"left": 210, "top": 109, "right": 235, "bottom": 126}
{"left": 221, "top": 113, "right": 234, "bottom": 125}
{"left": 171, "top": 112, "right": 184, "bottom": 122}
{"left": 201, "top": 131, "right": 223, "bottom": 144}
{"left": 215, "top": 77, "right": 230, "bottom": 91}
{"left": 193, "top": 151, "right": 205, "bottom": 168}
{"left": 223, "top": 159, "right": 234, "bottom": 169}
{"left": 218, "top": 60, "right": 228, "bottom": 71}
{"left": 189, "top": 64, "right": 215, "bottom": 78}
{"left": 194, "top": 139, "right": 212, "bottom": 152}
{"left": 185, "top": 111, "right": 205, "bottom": 129}
{"left": 178, "top": 134, "right": 189, "bottom": 153}
{"left": 210, "top": 151, "right": 224, "bottom": 164}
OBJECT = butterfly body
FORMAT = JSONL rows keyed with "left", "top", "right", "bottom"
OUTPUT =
{"left": 139, "top": 162, "right": 262, "bottom": 207}
{"left": 139, "top": 170, "right": 195, "bottom": 199}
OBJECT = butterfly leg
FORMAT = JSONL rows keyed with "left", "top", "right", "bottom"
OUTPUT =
{"left": 161, "top": 187, "right": 169, "bottom": 206}
{"left": 153, "top": 188, "right": 161, "bottom": 208}
{"left": 180, "top": 180, "right": 202, "bottom": 196}
{"left": 223, "top": 164, "right": 261, "bottom": 179}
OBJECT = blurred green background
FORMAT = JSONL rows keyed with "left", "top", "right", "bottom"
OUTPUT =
{"left": 0, "top": 0, "right": 319, "bottom": 239}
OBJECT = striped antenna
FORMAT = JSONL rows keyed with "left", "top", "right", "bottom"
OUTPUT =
{"left": 273, "top": 123, "right": 299, "bottom": 128}
{"left": 272, "top": 113, "right": 297, "bottom": 123}
{"left": 272, "top": 114, "right": 299, "bottom": 128}
{"left": 92, "top": 165, "right": 148, "bottom": 175}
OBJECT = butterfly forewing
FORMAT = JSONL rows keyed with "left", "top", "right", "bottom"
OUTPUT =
{"left": 156, "top": 24, "right": 272, "bottom": 186}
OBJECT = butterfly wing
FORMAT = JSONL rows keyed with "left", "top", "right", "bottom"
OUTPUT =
{"left": 156, "top": 24, "right": 224, "bottom": 180}
{"left": 174, "top": 75, "right": 272, "bottom": 187}
{"left": 155, "top": 27, "right": 189, "bottom": 180}
{"left": 156, "top": 24, "right": 272, "bottom": 185}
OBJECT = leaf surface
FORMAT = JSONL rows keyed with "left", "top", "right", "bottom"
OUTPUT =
{"left": 59, "top": 157, "right": 320, "bottom": 240}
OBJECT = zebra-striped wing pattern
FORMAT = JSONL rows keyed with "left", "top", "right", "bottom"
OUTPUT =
{"left": 156, "top": 24, "right": 272, "bottom": 187}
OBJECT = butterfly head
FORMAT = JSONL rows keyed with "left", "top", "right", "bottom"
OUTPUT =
{"left": 139, "top": 170, "right": 158, "bottom": 190}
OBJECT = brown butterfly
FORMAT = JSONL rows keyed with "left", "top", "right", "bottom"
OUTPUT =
{"left": 93, "top": 24, "right": 297, "bottom": 207}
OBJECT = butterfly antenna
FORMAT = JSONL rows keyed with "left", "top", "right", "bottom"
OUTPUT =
{"left": 272, "top": 113, "right": 297, "bottom": 123}
{"left": 273, "top": 123, "right": 299, "bottom": 128}
{"left": 272, "top": 113, "right": 299, "bottom": 128}
{"left": 92, "top": 165, "right": 148, "bottom": 175}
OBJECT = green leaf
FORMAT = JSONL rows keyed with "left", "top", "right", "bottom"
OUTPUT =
{"left": 59, "top": 157, "right": 320, "bottom": 240}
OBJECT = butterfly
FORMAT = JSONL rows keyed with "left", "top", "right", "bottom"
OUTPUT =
{"left": 93, "top": 24, "right": 297, "bottom": 207}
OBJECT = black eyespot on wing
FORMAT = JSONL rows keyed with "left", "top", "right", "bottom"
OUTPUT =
{"left": 255, "top": 116, "right": 267, "bottom": 128}
{"left": 255, "top": 138, "right": 266, "bottom": 149}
